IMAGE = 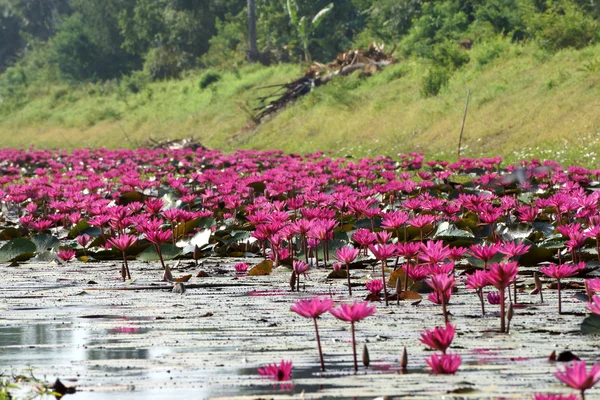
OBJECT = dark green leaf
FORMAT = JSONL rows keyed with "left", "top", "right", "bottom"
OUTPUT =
{"left": 0, "top": 238, "right": 36, "bottom": 262}
{"left": 581, "top": 314, "right": 600, "bottom": 335}
{"left": 137, "top": 243, "right": 181, "bottom": 261}
{"left": 31, "top": 234, "right": 60, "bottom": 252}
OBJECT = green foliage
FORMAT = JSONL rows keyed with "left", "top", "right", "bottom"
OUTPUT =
{"left": 121, "top": 70, "right": 150, "bottom": 94}
{"left": 472, "top": 0, "right": 526, "bottom": 40}
{"left": 48, "top": 13, "right": 102, "bottom": 81}
{"left": 431, "top": 40, "right": 470, "bottom": 70}
{"left": 471, "top": 35, "right": 512, "bottom": 67}
{"left": 420, "top": 67, "right": 450, "bottom": 97}
{"left": 360, "top": 0, "right": 423, "bottom": 43}
{"left": 400, "top": 0, "right": 471, "bottom": 58}
{"left": 201, "top": 13, "right": 248, "bottom": 68}
{"left": 143, "top": 46, "right": 189, "bottom": 81}
{"left": 85, "top": 106, "right": 121, "bottom": 126}
{"left": 199, "top": 71, "right": 222, "bottom": 89}
{"left": 523, "top": 0, "right": 599, "bottom": 51}
{"left": 286, "top": 0, "right": 334, "bottom": 62}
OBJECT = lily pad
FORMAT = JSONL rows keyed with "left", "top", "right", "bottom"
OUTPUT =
{"left": 137, "top": 243, "right": 182, "bottom": 262}
{"left": 581, "top": 314, "right": 600, "bottom": 335}
{"left": 31, "top": 233, "right": 60, "bottom": 252}
{"left": 248, "top": 259, "right": 273, "bottom": 276}
{"left": 0, "top": 238, "right": 36, "bottom": 262}
{"left": 433, "top": 221, "right": 475, "bottom": 240}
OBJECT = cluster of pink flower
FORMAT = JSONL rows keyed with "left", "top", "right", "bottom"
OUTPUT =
{"left": 3, "top": 148, "right": 600, "bottom": 395}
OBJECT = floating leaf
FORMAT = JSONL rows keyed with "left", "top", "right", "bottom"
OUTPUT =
{"left": 0, "top": 228, "right": 21, "bottom": 240}
{"left": 0, "top": 238, "right": 36, "bottom": 262}
{"left": 119, "top": 191, "right": 146, "bottom": 204}
{"left": 214, "top": 230, "right": 252, "bottom": 245}
{"left": 581, "top": 314, "right": 600, "bottom": 335}
{"left": 190, "top": 228, "right": 212, "bottom": 248}
{"left": 496, "top": 222, "right": 534, "bottom": 241}
{"left": 387, "top": 268, "right": 413, "bottom": 289}
{"left": 398, "top": 290, "right": 422, "bottom": 301}
{"left": 137, "top": 243, "right": 182, "bottom": 262}
{"left": 68, "top": 220, "right": 98, "bottom": 239}
{"left": 248, "top": 260, "right": 273, "bottom": 276}
{"left": 174, "top": 217, "right": 201, "bottom": 238}
{"left": 327, "top": 270, "right": 348, "bottom": 279}
{"left": 31, "top": 251, "right": 58, "bottom": 262}
{"left": 247, "top": 181, "right": 266, "bottom": 194}
{"left": 519, "top": 245, "right": 555, "bottom": 265}
{"left": 31, "top": 233, "right": 60, "bottom": 252}
{"left": 433, "top": 221, "right": 475, "bottom": 240}
{"left": 173, "top": 274, "right": 192, "bottom": 283}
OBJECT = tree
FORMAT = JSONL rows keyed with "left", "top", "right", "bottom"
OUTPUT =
{"left": 247, "top": 0, "right": 258, "bottom": 62}
{"left": 286, "top": 0, "right": 333, "bottom": 62}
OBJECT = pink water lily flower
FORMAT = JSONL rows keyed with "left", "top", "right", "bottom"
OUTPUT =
{"left": 290, "top": 296, "right": 333, "bottom": 371}
{"left": 586, "top": 295, "right": 600, "bottom": 316}
{"left": 107, "top": 234, "right": 138, "bottom": 281}
{"left": 425, "top": 353, "right": 461, "bottom": 374}
{"left": 258, "top": 360, "right": 293, "bottom": 381}
{"left": 540, "top": 263, "right": 582, "bottom": 314}
{"left": 419, "top": 323, "right": 456, "bottom": 353}
{"left": 335, "top": 246, "right": 360, "bottom": 296}
{"left": 532, "top": 394, "right": 579, "bottom": 400}
{"left": 330, "top": 301, "right": 376, "bottom": 372}
{"left": 487, "top": 261, "right": 518, "bottom": 333}
{"left": 57, "top": 249, "right": 76, "bottom": 262}
{"left": 366, "top": 278, "right": 384, "bottom": 295}
{"left": 554, "top": 360, "right": 600, "bottom": 399}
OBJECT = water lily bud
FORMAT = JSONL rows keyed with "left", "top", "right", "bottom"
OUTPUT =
{"left": 289, "top": 271, "right": 296, "bottom": 292}
{"left": 400, "top": 346, "right": 408, "bottom": 370}
{"left": 362, "top": 344, "right": 370, "bottom": 368}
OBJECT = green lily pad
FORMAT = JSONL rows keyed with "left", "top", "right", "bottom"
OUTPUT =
{"left": 0, "top": 238, "right": 36, "bottom": 262}
{"left": 137, "top": 243, "right": 182, "bottom": 262}
{"left": 581, "top": 314, "right": 600, "bottom": 335}
{"left": 31, "top": 233, "right": 60, "bottom": 252}
{"left": 433, "top": 221, "right": 475, "bottom": 240}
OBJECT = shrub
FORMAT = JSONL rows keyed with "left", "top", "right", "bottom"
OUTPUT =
{"left": 431, "top": 40, "right": 470, "bottom": 70}
{"left": 121, "top": 70, "right": 149, "bottom": 94}
{"left": 523, "top": 0, "right": 598, "bottom": 51}
{"left": 199, "top": 71, "right": 222, "bottom": 89}
{"left": 143, "top": 46, "right": 189, "bottom": 81}
{"left": 472, "top": 36, "right": 511, "bottom": 67}
{"left": 421, "top": 67, "right": 450, "bottom": 97}
{"left": 49, "top": 14, "right": 102, "bottom": 82}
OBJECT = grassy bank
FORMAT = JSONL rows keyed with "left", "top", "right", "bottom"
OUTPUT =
{"left": 1, "top": 41, "right": 599, "bottom": 166}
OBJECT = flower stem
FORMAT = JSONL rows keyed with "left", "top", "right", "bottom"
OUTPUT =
{"left": 381, "top": 260, "right": 389, "bottom": 306}
{"left": 345, "top": 262, "right": 352, "bottom": 296}
{"left": 122, "top": 250, "right": 131, "bottom": 281}
{"left": 478, "top": 289, "right": 485, "bottom": 315}
{"left": 500, "top": 288, "right": 506, "bottom": 333}
{"left": 314, "top": 318, "right": 325, "bottom": 371}
{"left": 351, "top": 321, "right": 358, "bottom": 373}
{"left": 558, "top": 279, "right": 562, "bottom": 314}
{"left": 441, "top": 290, "right": 448, "bottom": 324}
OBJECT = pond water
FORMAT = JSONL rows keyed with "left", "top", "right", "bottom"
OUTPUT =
{"left": 0, "top": 260, "right": 597, "bottom": 399}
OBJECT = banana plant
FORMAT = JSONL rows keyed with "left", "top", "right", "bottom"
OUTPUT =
{"left": 286, "top": 0, "right": 334, "bottom": 62}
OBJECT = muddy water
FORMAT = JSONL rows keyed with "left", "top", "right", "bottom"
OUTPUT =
{"left": 0, "top": 259, "right": 598, "bottom": 399}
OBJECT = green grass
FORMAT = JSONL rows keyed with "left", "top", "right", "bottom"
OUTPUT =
{"left": 1, "top": 42, "right": 599, "bottom": 167}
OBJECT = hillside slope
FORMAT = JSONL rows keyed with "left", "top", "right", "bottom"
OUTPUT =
{"left": 1, "top": 43, "right": 599, "bottom": 165}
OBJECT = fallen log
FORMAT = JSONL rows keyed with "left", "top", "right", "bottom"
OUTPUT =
{"left": 253, "top": 43, "right": 395, "bottom": 122}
